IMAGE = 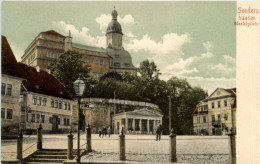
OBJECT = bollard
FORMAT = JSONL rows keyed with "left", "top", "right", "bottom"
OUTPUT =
{"left": 67, "top": 130, "right": 74, "bottom": 160}
{"left": 37, "top": 124, "right": 43, "bottom": 150}
{"left": 86, "top": 124, "right": 92, "bottom": 152}
{"left": 228, "top": 128, "right": 236, "bottom": 164}
{"left": 119, "top": 127, "right": 126, "bottom": 160}
{"left": 169, "top": 129, "right": 177, "bottom": 163}
{"left": 17, "top": 132, "right": 23, "bottom": 160}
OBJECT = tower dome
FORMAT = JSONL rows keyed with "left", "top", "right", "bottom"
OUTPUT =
{"left": 106, "top": 8, "right": 123, "bottom": 35}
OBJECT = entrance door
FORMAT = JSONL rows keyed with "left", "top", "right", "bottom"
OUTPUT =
{"left": 52, "top": 115, "right": 58, "bottom": 132}
{"left": 142, "top": 120, "right": 147, "bottom": 134}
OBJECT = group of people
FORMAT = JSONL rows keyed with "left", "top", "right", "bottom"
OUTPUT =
{"left": 98, "top": 126, "right": 111, "bottom": 138}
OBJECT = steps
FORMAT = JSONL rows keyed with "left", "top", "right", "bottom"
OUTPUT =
{"left": 25, "top": 149, "right": 76, "bottom": 164}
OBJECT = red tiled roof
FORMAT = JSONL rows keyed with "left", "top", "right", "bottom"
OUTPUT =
{"left": 17, "top": 63, "right": 73, "bottom": 100}
{"left": 1, "top": 35, "right": 72, "bottom": 100}
{"left": 42, "top": 30, "right": 65, "bottom": 38}
{"left": 1, "top": 35, "right": 22, "bottom": 77}
{"left": 193, "top": 107, "right": 208, "bottom": 115}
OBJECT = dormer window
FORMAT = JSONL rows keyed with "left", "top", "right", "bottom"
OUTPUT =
{"left": 114, "top": 62, "right": 120, "bottom": 67}
{"left": 124, "top": 63, "right": 130, "bottom": 67}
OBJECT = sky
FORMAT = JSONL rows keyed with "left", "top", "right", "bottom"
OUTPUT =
{"left": 2, "top": 1, "right": 236, "bottom": 94}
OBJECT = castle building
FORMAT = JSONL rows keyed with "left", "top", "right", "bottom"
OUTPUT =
{"left": 193, "top": 88, "right": 236, "bottom": 135}
{"left": 21, "top": 9, "right": 137, "bottom": 80}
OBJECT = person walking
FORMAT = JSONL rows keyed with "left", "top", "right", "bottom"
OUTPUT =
{"left": 108, "top": 126, "right": 111, "bottom": 138}
{"left": 156, "top": 124, "right": 162, "bottom": 141}
{"left": 98, "top": 128, "right": 102, "bottom": 138}
{"left": 104, "top": 126, "right": 107, "bottom": 137}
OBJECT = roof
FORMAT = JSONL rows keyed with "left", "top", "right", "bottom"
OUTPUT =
{"left": 116, "top": 108, "right": 163, "bottom": 117}
{"left": 72, "top": 43, "right": 107, "bottom": 53}
{"left": 224, "top": 88, "right": 236, "bottom": 95}
{"left": 193, "top": 107, "right": 208, "bottom": 115}
{"left": 1, "top": 35, "right": 22, "bottom": 77}
{"left": 17, "top": 63, "right": 73, "bottom": 100}
{"left": 106, "top": 9, "right": 123, "bottom": 35}
{"left": 1, "top": 35, "right": 72, "bottom": 100}
{"left": 42, "top": 30, "right": 65, "bottom": 38}
{"left": 106, "top": 47, "right": 136, "bottom": 69}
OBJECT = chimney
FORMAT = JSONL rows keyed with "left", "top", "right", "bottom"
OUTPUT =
{"left": 36, "top": 66, "right": 40, "bottom": 72}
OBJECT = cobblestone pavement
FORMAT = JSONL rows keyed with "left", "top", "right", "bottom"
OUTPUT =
{"left": 1, "top": 134, "right": 229, "bottom": 163}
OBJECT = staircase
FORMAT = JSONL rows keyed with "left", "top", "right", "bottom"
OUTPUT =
{"left": 25, "top": 149, "right": 76, "bottom": 164}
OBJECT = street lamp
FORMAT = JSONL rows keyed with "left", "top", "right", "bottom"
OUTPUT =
{"left": 73, "top": 74, "right": 86, "bottom": 164}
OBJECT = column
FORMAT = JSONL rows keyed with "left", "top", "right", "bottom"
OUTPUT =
{"left": 140, "top": 119, "right": 142, "bottom": 134}
{"left": 153, "top": 120, "right": 155, "bottom": 134}
{"left": 147, "top": 119, "right": 150, "bottom": 134}
{"left": 133, "top": 118, "right": 135, "bottom": 134}
{"left": 125, "top": 117, "right": 128, "bottom": 134}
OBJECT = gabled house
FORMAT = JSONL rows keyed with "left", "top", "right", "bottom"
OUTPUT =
{"left": 193, "top": 88, "right": 236, "bottom": 135}
{"left": 1, "top": 35, "right": 74, "bottom": 136}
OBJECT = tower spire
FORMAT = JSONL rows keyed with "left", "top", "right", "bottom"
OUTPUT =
{"left": 111, "top": 7, "right": 118, "bottom": 20}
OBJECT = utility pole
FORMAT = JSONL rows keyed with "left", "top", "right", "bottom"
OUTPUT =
{"left": 169, "top": 96, "right": 172, "bottom": 133}
{"left": 114, "top": 91, "right": 116, "bottom": 134}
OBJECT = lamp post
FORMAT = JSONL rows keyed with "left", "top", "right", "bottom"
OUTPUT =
{"left": 73, "top": 74, "right": 86, "bottom": 164}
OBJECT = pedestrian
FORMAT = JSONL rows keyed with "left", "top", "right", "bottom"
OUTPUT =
{"left": 104, "top": 126, "right": 107, "bottom": 137}
{"left": 156, "top": 124, "right": 162, "bottom": 141}
{"left": 98, "top": 128, "right": 102, "bottom": 138}
{"left": 102, "top": 126, "right": 106, "bottom": 138}
{"left": 108, "top": 126, "right": 111, "bottom": 138}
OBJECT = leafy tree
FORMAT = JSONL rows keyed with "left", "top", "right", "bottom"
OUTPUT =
{"left": 49, "top": 51, "right": 91, "bottom": 96}
{"left": 139, "top": 59, "right": 161, "bottom": 79}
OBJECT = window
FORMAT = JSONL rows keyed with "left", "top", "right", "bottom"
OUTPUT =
{"left": 93, "top": 60, "right": 98, "bottom": 64}
{"left": 64, "top": 118, "right": 66, "bottom": 125}
{"left": 58, "top": 44, "right": 63, "bottom": 49}
{"left": 37, "top": 97, "right": 42, "bottom": 106}
{"left": 43, "top": 98, "right": 47, "bottom": 106}
{"left": 64, "top": 102, "right": 67, "bottom": 110}
{"left": 217, "top": 101, "right": 221, "bottom": 108}
{"left": 1, "top": 108, "right": 5, "bottom": 119}
{"left": 94, "top": 73, "right": 99, "bottom": 80}
{"left": 55, "top": 100, "right": 58, "bottom": 108}
{"left": 203, "top": 116, "right": 207, "bottom": 123}
{"left": 115, "top": 54, "right": 119, "bottom": 58}
{"left": 1, "top": 83, "right": 6, "bottom": 94}
{"left": 205, "top": 105, "right": 208, "bottom": 110}
{"left": 33, "top": 96, "right": 37, "bottom": 105}
{"left": 41, "top": 115, "right": 45, "bottom": 123}
{"left": 218, "top": 114, "right": 221, "bottom": 122}
{"left": 124, "top": 63, "right": 130, "bottom": 67}
{"left": 57, "top": 37, "right": 62, "bottom": 42}
{"left": 224, "top": 114, "right": 228, "bottom": 120}
{"left": 67, "top": 118, "right": 70, "bottom": 126}
{"left": 58, "top": 118, "right": 60, "bottom": 125}
{"left": 59, "top": 101, "right": 62, "bottom": 109}
{"left": 6, "top": 84, "right": 12, "bottom": 96}
{"left": 197, "top": 117, "right": 200, "bottom": 123}
{"left": 47, "top": 52, "right": 54, "bottom": 58}
{"left": 211, "top": 102, "right": 214, "bottom": 109}
{"left": 49, "top": 117, "right": 53, "bottom": 123}
{"left": 51, "top": 100, "right": 54, "bottom": 107}
{"left": 68, "top": 103, "right": 71, "bottom": 111}
{"left": 85, "top": 58, "right": 90, "bottom": 63}
{"left": 224, "top": 100, "right": 227, "bottom": 107}
{"left": 100, "top": 60, "right": 106, "bottom": 65}
{"left": 211, "top": 115, "right": 215, "bottom": 122}
{"left": 36, "top": 114, "right": 40, "bottom": 123}
{"left": 31, "top": 114, "right": 35, "bottom": 122}
{"left": 45, "top": 42, "right": 50, "bottom": 47}
{"left": 114, "top": 62, "right": 120, "bottom": 67}
{"left": 45, "top": 35, "right": 50, "bottom": 39}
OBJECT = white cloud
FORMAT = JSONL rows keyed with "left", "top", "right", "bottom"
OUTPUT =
{"left": 202, "top": 41, "right": 213, "bottom": 51}
{"left": 211, "top": 54, "right": 236, "bottom": 75}
{"left": 165, "top": 57, "right": 197, "bottom": 70}
{"left": 53, "top": 21, "right": 106, "bottom": 48}
{"left": 201, "top": 52, "right": 214, "bottom": 58}
{"left": 223, "top": 55, "right": 235, "bottom": 63}
{"left": 125, "top": 33, "right": 191, "bottom": 55}
{"left": 9, "top": 41, "right": 24, "bottom": 61}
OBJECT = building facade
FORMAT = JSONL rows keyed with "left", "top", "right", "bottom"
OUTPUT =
{"left": 1, "top": 36, "right": 25, "bottom": 137}
{"left": 193, "top": 88, "right": 236, "bottom": 135}
{"left": 72, "top": 98, "right": 161, "bottom": 134}
{"left": 112, "top": 108, "right": 163, "bottom": 134}
{"left": 2, "top": 35, "right": 74, "bottom": 135}
{"left": 21, "top": 9, "right": 137, "bottom": 80}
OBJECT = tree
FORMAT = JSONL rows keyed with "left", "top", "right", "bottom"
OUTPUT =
{"left": 139, "top": 60, "right": 161, "bottom": 79}
{"left": 49, "top": 51, "right": 91, "bottom": 96}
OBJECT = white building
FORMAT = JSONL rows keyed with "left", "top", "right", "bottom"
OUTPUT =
{"left": 193, "top": 88, "right": 236, "bottom": 135}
